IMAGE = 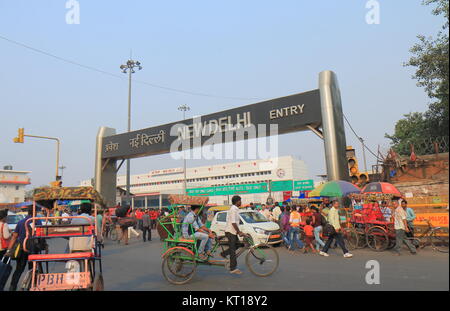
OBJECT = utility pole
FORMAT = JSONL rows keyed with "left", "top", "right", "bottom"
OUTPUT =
{"left": 359, "top": 137, "right": 368, "bottom": 172}
{"left": 120, "top": 58, "right": 142, "bottom": 206}
{"left": 178, "top": 104, "right": 190, "bottom": 194}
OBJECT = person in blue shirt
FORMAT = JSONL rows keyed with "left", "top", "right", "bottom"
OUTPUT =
{"left": 182, "top": 205, "right": 214, "bottom": 260}
{"left": 5, "top": 206, "right": 43, "bottom": 291}
{"left": 402, "top": 200, "right": 416, "bottom": 238}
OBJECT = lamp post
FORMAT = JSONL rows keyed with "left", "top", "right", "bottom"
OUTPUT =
{"left": 120, "top": 59, "right": 142, "bottom": 205}
{"left": 59, "top": 165, "right": 66, "bottom": 179}
{"left": 178, "top": 104, "right": 190, "bottom": 194}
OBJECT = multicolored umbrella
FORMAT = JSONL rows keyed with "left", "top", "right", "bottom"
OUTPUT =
{"left": 308, "top": 180, "right": 361, "bottom": 198}
{"left": 361, "top": 182, "right": 402, "bottom": 196}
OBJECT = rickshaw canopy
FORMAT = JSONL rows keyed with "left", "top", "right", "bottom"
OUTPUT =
{"left": 33, "top": 186, "right": 105, "bottom": 206}
{"left": 168, "top": 194, "right": 209, "bottom": 206}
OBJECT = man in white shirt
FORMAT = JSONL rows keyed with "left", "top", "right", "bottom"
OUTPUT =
{"left": 319, "top": 200, "right": 353, "bottom": 258}
{"left": 393, "top": 200, "right": 417, "bottom": 255}
{"left": 220, "top": 195, "right": 245, "bottom": 275}
{"left": 271, "top": 203, "right": 282, "bottom": 223}
{"left": 260, "top": 204, "right": 272, "bottom": 221}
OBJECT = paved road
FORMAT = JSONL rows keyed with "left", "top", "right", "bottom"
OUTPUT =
{"left": 99, "top": 230, "right": 448, "bottom": 291}
{"left": 8, "top": 229, "right": 449, "bottom": 291}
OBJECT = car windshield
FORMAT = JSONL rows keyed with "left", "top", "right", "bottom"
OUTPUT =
{"left": 240, "top": 212, "right": 268, "bottom": 224}
{"left": 6, "top": 215, "right": 24, "bottom": 225}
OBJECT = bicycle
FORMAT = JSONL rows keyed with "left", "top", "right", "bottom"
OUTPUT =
{"left": 406, "top": 219, "right": 448, "bottom": 253}
{"left": 104, "top": 222, "right": 118, "bottom": 241}
{"left": 162, "top": 232, "right": 279, "bottom": 285}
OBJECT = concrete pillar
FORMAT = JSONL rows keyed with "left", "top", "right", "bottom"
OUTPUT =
{"left": 94, "top": 127, "right": 117, "bottom": 207}
{"left": 319, "top": 71, "right": 349, "bottom": 181}
{"left": 159, "top": 193, "right": 162, "bottom": 209}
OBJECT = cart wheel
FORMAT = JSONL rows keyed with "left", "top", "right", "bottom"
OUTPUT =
{"left": 93, "top": 274, "right": 104, "bottom": 291}
{"left": 366, "top": 227, "right": 389, "bottom": 251}
{"left": 342, "top": 228, "right": 359, "bottom": 251}
{"left": 431, "top": 229, "right": 449, "bottom": 253}
{"left": 245, "top": 245, "right": 279, "bottom": 277}
{"left": 355, "top": 228, "right": 367, "bottom": 249}
{"left": 19, "top": 270, "right": 33, "bottom": 291}
{"left": 110, "top": 228, "right": 118, "bottom": 241}
{"left": 162, "top": 248, "right": 197, "bottom": 285}
{"left": 387, "top": 238, "right": 396, "bottom": 250}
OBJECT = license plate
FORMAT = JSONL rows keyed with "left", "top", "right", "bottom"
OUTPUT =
{"left": 32, "top": 272, "right": 90, "bottom": 291}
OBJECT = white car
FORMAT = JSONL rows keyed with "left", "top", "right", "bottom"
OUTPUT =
{"left": 210, "top": 209, "right": 282, "bottom": 245}
{"left": 6, "top": 212, "right": 26, "bottom": 231}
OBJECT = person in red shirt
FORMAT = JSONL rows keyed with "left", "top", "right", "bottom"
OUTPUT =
{"left": 150, "top": 209, "right": 158, "bottom": 229}
{"left": 135, "top": 208, "right": 144, "bottom": 231}
{"left": 303, "top": 218, "right": 316, "bottom": 254}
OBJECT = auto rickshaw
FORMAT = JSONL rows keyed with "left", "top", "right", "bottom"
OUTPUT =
{"left": 21, "top": 186, "right": 105, "bottom": 291}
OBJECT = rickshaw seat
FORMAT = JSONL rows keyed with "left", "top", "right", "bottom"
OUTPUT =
{"left": 178, "top": 238, "right": 195, "bottom": 243}
{"left": 28, "top": 252, "right": 94, "bottom": 261}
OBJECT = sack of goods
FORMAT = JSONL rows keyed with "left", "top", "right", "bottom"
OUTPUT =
{"left": 118, "top": 217, "right": 136, "bottom": 228}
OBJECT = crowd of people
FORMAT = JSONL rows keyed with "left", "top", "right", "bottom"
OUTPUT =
{"left": 0, "top": 194, "right": 422, "bottom": 289}
{"left": 250, "top": 196, "right": 419, "bottom": 256}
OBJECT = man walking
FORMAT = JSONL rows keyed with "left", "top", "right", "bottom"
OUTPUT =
{"left": 5, "top": 207, "right": 43, "bottom": 291}
{"left": 403, "top": 200, "right": 416, "bottom": 238}
{"left": 142, "top": 209, "right": 151, "bottom": 242}
{"left": 288, "top": 205, "right": 304, "bottom": 251}
{"left": 393, "top": 199, "right": 417, "bottom": 255}
{"left": 220, "top": 195, "right": 245, "bottom": 275}
{"left": 319, "top": 200, "right": 353, "bottom": 258}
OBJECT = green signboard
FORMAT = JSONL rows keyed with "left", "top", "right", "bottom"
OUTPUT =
{"left": 270, "top": 180, "right": 293, "bottom": 192}
{"left": 187, "top": 180, "right": 314, "bottom": 196}
{"left": 293, "top": 179, "right": 315, "bottom": 191}
{"left": 187, "top": 183, "right": 268, "bottom": 196}
{"left": 186, "top": 187, "right": 215, "bottom": 196}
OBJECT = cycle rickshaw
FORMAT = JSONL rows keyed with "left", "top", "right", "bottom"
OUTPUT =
{"left": 345, "top": 194, "right": 398, "bottom": 251}
{"left": 21, "top": 186, "right": 105, "bottom": 291}
{"left": 159, "top": 195, "right": 279, "bottom": 285}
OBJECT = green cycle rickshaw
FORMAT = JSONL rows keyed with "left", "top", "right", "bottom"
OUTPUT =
{"left": 158, "top": 195, "right": 279, "bottom": 285}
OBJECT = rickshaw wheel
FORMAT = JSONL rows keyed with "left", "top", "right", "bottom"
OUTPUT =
{"left": 245, "top": 245, "right": 279, "bottom": 277}
{"left": 93, "top": 274, "right": 104, "bottom": 291}
{"left": 110, "top": 228, "right": 118, "bottom": 241}
{"left": 431, "top": 229, "right": 449, "bottom": 253}
{"left": 20, "top": 270, "right": 33, "bottom": 291}
{"left": 162, "top": 248, "right": 197, "bottom": 285}
{"left": 366, "top": 227, "right": 389, "bottom": 252}
{"left": 342, "top": 228, "right": 359, "bottom": 251}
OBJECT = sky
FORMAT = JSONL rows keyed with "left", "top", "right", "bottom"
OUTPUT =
{"left": 0, "top": 0, "right": 443, "bottom": 188}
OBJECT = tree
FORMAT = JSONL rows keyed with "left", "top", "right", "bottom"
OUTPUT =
{"left": 386, "top": 0, "right": 449, "bottom": 154}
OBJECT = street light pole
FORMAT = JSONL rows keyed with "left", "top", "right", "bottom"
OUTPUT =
{"left": 120, "top": 59, "right": 142, "bottom": 206}
{"left": 59, "top": 165, "right": 67, "bottom": 179}
{"left": 359, "top": 137, "right": 368, "bottom": 172}
{"left": 178, "top": 104, "right": 190, "bottom": 194}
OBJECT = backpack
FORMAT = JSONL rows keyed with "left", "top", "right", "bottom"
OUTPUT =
{"left": 322, "top": 223, "right": 336, "bottom": 237}
{"left": 320, "top": 214, "right": 328, "bottom": 227}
